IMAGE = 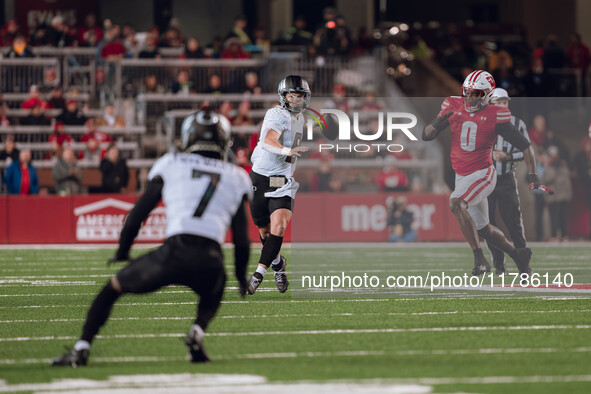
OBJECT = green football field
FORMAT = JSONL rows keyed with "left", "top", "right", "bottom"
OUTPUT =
{"left": 1, "top": 244, "right": 590, "bottom": 393}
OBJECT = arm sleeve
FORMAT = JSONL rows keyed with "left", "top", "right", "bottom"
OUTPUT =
{"left": 231, "top": 195, "right": 250, "bottom": 281}
{"left": 495, "top": 122, "right": 531, "bottom": 152}
{"left": 117, "top": 176, "right": 163, "bottom": 257}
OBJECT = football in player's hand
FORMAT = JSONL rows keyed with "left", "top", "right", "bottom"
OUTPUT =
{"left": 322, "top": 113, "right": 339, "bottom": 141}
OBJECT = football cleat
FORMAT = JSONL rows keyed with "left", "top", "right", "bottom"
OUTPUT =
{"left": 247, "top": 272, "right": 263, "bottom": 295}
{"left": 51, "top": 347, "right": 89, "bottom": 367}
{"left": 472, "top": 254, "right": 491, "bottom": 276}
{"left": 185, "top": 325, "right": 210, "bottom": 363}
{"left": 493, "top": 259, "right": 507, "bottom": 276}
{"left": 514, "top": 247, "right": 533, "bottom": 275}
{"left": 272, "top": 256, "right": 289, "bottom": 293}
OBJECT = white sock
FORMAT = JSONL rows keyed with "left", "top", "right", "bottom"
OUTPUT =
{"left": 255, "top": 265, "right": 267, "bottom": 276}
{"left": 74, "top": 340, "right": 90, "bottom": 351}
{"left": 191, "top": 324, "right": 205, "bottom": 340}
{"left": 271, "top": 256, "right": 281, "bottom": 266}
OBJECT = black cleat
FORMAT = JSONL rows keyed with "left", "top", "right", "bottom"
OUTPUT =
{"left": 247, "top": 272, "right": 263, "bottom": 295}
{"left": 514, "top": 247, "right": 533, "bottom": 275}
{"left": 493, "top": 259, "right": 507, "bottom": 276}
{"left": 51, "top": 347, "right": 89, "bottom": 367}
{"left": 272, "top": 256, "right": 289, "bottom": 293}
{"left": 185, "top": 325, "right": 210, "bottom": 363}
{"left": 472, "top": 254, "right": 491, "bottom": 276}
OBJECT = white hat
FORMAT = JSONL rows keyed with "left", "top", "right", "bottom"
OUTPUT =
{"left": 491, "top": 87, "right": 510, "bottom": 100}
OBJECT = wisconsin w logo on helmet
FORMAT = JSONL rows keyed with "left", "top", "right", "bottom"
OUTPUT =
{"left": 462, "top": 70, "right": 496, "bottom": 113}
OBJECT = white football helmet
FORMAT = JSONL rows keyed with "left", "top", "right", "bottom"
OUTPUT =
{"left": 462, "top": 70, "right": 496, "bottom": 113}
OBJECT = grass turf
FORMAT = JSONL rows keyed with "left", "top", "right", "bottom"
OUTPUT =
{"left": 0, "top": 245, "right": 590, "bottom": 393}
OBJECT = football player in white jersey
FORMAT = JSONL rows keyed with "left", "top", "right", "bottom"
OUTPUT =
{"left": 246, "top": 75, "right": 310, "bottom": 294}
{"left": 51, "top": 110, "right": 253, "bottom": 366}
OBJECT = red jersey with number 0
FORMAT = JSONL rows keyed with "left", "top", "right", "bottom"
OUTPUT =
{"left": 437, "top": 96, "right": 511, "bottom": 175}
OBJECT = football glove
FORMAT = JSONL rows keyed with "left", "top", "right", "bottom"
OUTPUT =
{"left": 528, "top": 173, "right": 554, "bottom": 195}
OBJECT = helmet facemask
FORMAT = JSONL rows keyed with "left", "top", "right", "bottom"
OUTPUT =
{"left": 281, "top": 91, "right": 309, "bottom": 114}
{"left": 462, "top": 88, "right": 489, "bottom": 113}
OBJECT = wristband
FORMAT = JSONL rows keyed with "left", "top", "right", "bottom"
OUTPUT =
{"left": 281, "top": 147, "right": 291, "bottom": 156}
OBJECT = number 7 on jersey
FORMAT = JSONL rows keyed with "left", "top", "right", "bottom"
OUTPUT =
{"left": 192, "top": 169, "right": 221, "bottom": 217}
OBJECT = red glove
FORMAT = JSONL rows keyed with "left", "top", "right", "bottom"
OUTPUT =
{"left": 528, "top": 173, "right": 554, "bottom": 195}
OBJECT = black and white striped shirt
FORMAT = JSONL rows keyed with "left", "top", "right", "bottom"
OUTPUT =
{"left": 493, "top": 115, "right": 531, "bottom": 176}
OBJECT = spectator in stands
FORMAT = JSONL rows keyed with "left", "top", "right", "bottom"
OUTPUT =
{"left": 387, "top": 196, "right": 417, "bottom": 243}
{"left": 243, "top": 72, "right": 262, "bottom": 95}
{"left": 442, "top": 39, "right": 471, "bottom": 82}
{"left": 376, "top": 158, "right": 409, "bottom": 192}
{"left": 544, "top": 128, "right": 570, "bottom": 167}
{"left": 78, "top": 14, "right": 103, "bottom": 46}
{"left": 529, "top": 114, "right": 549, "bottom": 146}
{"left": 218, "top": 101, "right": 233, "bottom": 120}
{"left": 47, "top": 87, "right": 66, "bottom": 110}
{"left": 81, "top": 118, "right": 113, "bottom": 145}
{"left": 487, "top": 43, "right": 513, "bottom": 73}
{"left": 78, "top": 136, "right": 102, "bottom": 164}
{"left": 21, "top": 85, "right": 48, "bottom": 110}
{"left": 492, "top": 54, "right": 519, "bottom": 96}
{"left": 204, "top": 73, "right": 225, "bottom": 94}
{"left": 0, "top": 19, "right": 20, "bottom": 47}
{"left": 232, "top": 100, "right": 254, "bottom": 148}
{"left": 6, "top": 34, "right": 34, "bottom": 58}
{"left": 543, "top": 145, "right": 572, "bottom": 242}
{"left": 567, "top": 33, "right": 591, "bottom": 96}
{"left": 123, "top": 25, "right": 140, "bottom": 57}
{"left": 253, "top": 27, "right": 270, "bottom": 50}
{"left": 95, "top": 104, "right": 125, "bottom": 128}
{"left": 57, "top": 100, "right": 87, "bottom": 125}
{"left": 358, "top": 90, "right": 383, "bottom": 111}
{"left": 30, "top": 22, "right": 53, "bottom": 46}
{"left": 324, "top": 84, "right": 350, "bottom": 113}
{"left": 182, "top": 37, "right": 207, "bottom": 58}
{"left": 159, "top": 25, "right": 183, "bottom": 48}
{"left": 138, "top": 31, "right": 160, "bottom": 59}
{"left": 49, "top": 122, "right": 73, "bottom": 147}
{"left": 100, "top": 145, "right": 129, "bottom": 193}
{"left": 81, "top": 30, "right": 99, "bottom": 48}
{"left": 281, "top": 16, "right": 313, "bottom": 46}
{"left": 143, "top": 74, "right": 163, "bottom": 93}
{"left": 235, "top": 147, "right": 252, "bottom": 173}
{"left": 574, "top": 137, "right": 591, "bottom": 239}
{"left": 221, "top": 37, "right": 250, "bottom": 59}
{"left": 0, "top": 106, "right": 8, "bottom": 127}
{"left": 227, "top": 15, "right": 252, "bottom": 46}
{"left": 46, "top": 16, "right": 75, "bottom": 47}
{"left": 171, "top": 70, "right": 193, "bottom": 94}
{"left": 5, "top": 149, "right": 38, "bottom": 195}
{"left": 0, "top": 134, "right": 19, "bottom": 164}
{"left": 53, "top": 146, "right": 82, "bottom": 195}
{"left": 208, "top": 36, "right": 224, "bottom": 58}
{"left": 21, "top": 104, "right": 51, "bottom": 126}
{"left": 525, "top": 57, "right": 548, "bottom": 97}
{"left": 543, "top": 35, "right": 566, "bottom": 69}
{"left": 314, "top": 9, "right": 351, "bottom": 57}
{"left": 100, "top": 26, "right": 126, "bottom": 60}
{"left": 309, "top": 158, "right": 336, "bottom": 192}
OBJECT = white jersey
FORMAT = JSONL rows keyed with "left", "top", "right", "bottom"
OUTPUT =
{"left": 148, "top": 153, "right": 252, "bottom": 244}
{"left": 251, "top": 106, "right": 304, "bottom": 177}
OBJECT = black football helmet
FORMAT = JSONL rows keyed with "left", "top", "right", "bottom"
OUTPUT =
{"left": 180, "top": 110, "right": 231, "bottom": 159}
{"left": 278, "top": 75, "right": 311, "bottom": 114}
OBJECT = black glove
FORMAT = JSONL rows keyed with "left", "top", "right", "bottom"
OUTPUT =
{"left": 432, "top": 112, "right": 453, "bottom": 131}
{"left": 107, "top": 250, "right": 130, "bottom": 265}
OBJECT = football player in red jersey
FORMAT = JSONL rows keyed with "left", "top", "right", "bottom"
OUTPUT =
{"left": 423, "top": 70, "right": 544, "bottom": 277}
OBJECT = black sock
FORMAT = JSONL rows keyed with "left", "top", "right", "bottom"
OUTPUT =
{"left": 473, "top": 248, "right": 484, "bottom": 256}
{"left": 258, "top": 234, "right": 283, "bottom": 268}
{"left": 259, "top": 235, "right": 267, "bottom": 245}
{"left": 81, "top": 281, "right": 121, "bottom": 343}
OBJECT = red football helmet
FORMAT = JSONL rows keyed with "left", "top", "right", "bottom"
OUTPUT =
{"left": 462, "top": 70, "right": 496, "bottom": 113}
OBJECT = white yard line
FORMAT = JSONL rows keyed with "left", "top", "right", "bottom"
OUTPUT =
{"left": 1, "top": 309, "right": 589, "bottom": 324}
{"left": 1, "top": 324, "right": 590, "bottom": 342}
